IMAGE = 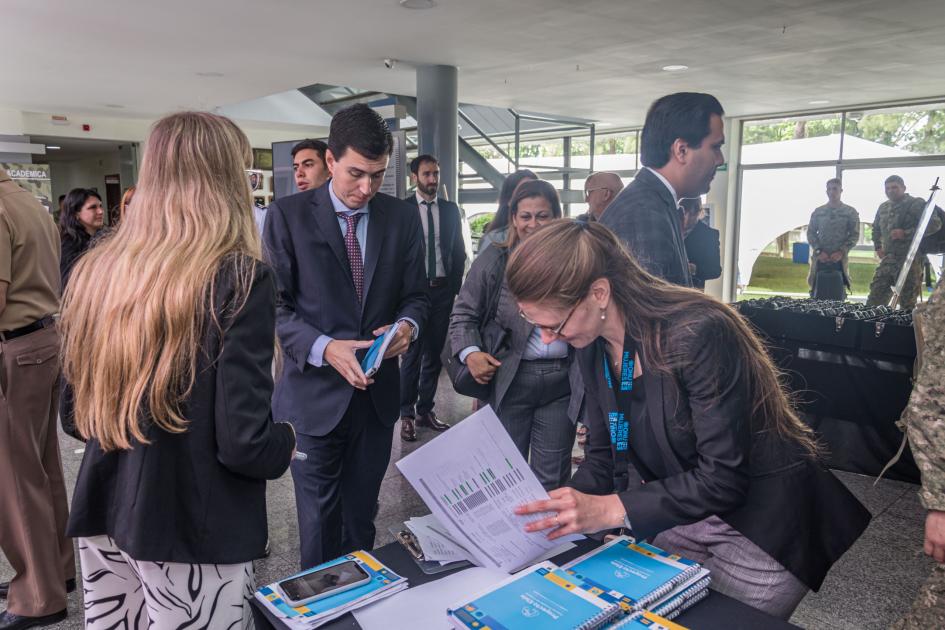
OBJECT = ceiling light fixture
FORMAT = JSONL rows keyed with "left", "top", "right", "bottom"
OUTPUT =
{"left": 399, "top": 0, "right": 436, "bottom": 8}
{"left": 46, "top": 145, "right": 61, "bottom": 150}
{"left": 104, "top": 103, "right": 124, "bottom": 109}
{"left": 661, "top": 64, "right": 688, "bottom": 72}
{"left": 196, "top": 71, "right": 224, "bottom": 77}
{"left": 809, "top": 99, "right": 830, "bottom": 105}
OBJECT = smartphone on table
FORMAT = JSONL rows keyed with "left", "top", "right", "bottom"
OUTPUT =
{"left": 277, "top": 560, "right": 371, "bottom": 607}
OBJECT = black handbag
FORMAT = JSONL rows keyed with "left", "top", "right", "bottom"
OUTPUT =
{"left": 442, "top": 254, "right": 509, "bottom": 399}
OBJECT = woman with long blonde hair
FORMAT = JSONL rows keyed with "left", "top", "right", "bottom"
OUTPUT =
{"left": 510, "top": 220, "right": 870, "bottom": 619}
{"left": 62, "top": 111, "right": 295, "bottom": 629}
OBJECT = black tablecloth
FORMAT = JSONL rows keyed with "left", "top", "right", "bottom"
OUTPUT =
{"left": 250, "top": 539, "right": 800, "bottom": 629}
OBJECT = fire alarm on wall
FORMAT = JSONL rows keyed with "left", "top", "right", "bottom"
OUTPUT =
{"left": 82, "top": 124, "right": 91, "bottom": 132}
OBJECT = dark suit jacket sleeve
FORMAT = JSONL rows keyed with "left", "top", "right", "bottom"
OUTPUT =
{"left": 214, "top": 263, "right": 295, "bottom": 480}
{"left": 620, "top": 318, "right": 752, "bottom": 539}
{"left": 448, "top": 203, "right": 467, "bottom": 295}
{"left": 394, "top": 204, "right": 430, "bottom": 332}
{"left": 568, "top": 378, "right": 615, "bottom": 494}
{"left": 448, "top": 247, "right": 501, "bottom": 355}
{"left": 691, "top": 226, "right": 722, "bottom": 283}
{"left": 609, "top": 201, "right": 681, "bottom": 281}
{"left": 262, "top": 199, "right": 326, "bottom": 372}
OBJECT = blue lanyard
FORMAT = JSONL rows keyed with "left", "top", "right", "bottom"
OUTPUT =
{"left": 602, "top": 343, "right": 634, "bottom": 454}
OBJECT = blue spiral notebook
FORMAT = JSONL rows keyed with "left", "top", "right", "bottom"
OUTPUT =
{"left": 562, "top": 537, "right": 703, "bottom": 612}
{"left": 447, "top": 561, "right": 622, "bottom": 630}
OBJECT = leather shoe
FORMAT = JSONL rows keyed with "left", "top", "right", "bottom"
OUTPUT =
{"left": 0, "top": 609, "right": 67, "bottom": 629}
{"left": 417, "top": 411, "right": 450, "bottom": 432}
{"left": 400, "top": 416, "right": 417, "bottom": 442}
{"left": 0, "top": 578, "right": 75, "bottom": 600}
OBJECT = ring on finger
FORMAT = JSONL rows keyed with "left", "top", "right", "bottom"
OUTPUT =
{"left": 554, "top": 513, "right": 560, "bottom": 526}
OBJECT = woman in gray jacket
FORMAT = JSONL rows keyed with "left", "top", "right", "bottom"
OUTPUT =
{"left": 449, "top": 179, "right": 582, "bottom": 490}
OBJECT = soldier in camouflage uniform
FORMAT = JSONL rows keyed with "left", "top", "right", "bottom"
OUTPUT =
{"left": 867, "top": 175, "right": 942, "bottom": 309}
{"left": 807, "top": 178, "right": 860, "bottom": 291}
{"left": 892, "top": 274, "right": 945, "bottom": 629}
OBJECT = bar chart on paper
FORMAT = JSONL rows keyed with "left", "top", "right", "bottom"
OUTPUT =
{"left": 397, "top": 406, "right": 581, "bottom": 573}
{"left": 441, "top": 461, "right": 526, "bottom": 517}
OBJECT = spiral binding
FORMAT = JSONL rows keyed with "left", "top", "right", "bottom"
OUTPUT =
{"left": 652, "top": 576, "right": 712, "bottom": 618}
{"left": 662, "top": 587, "right": 709, "bottom": 622}
{"left": 576, "top": 602, "right": 623, "bottom": 630}
{"left": 636, "top": 563, "right": 704, "bottom": 610}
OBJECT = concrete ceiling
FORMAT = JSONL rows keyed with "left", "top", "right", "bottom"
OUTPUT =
{"left": 2, "top": 0, "right": 944, "bottom": 127}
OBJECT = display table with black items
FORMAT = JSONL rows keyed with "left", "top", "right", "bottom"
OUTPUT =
{"left": 736, "top": 297, "right": 919, "bottom": 482}
{"left": 250, "top": 538, "right": 799, "bottom": 629}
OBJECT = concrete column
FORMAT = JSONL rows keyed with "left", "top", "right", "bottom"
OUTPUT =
{"left": 416, "top": 65, "right": 458, "bottom": 201}
{"left": 118, "top": 142, "right": 138, "bottom": 190}
{"left": 706, "top": 116, "right": 740, "bottom": 302}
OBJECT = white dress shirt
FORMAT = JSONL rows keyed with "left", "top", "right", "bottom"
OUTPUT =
{"left": 416, "top": 192, "right": 445, "bottom": 278}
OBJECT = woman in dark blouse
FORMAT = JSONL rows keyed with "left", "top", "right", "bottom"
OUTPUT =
{"left": 59, "top": 188, "right": 104, "bottom": 288}
{"left": 509, "top": 220, "right": 869, "bottom": 619}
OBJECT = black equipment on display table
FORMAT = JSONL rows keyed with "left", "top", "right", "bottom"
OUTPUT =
{"left": 250, "top": 538, "right": 799, "bottom": 629}
{"left": 736, "top": 297, "right": 919, "bottom": 483}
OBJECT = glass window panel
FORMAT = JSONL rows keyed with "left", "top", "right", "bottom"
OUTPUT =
{"left": 839, "top": 165, "right": 945, "bottom": 230}
{"left": 518, "top": 138, "right": 566, "bottom": 169}
{"left": 737, "top": 166, "right": 836, "bottom": 295}
{"left": 594, "top": 131, "right": 639, "bottom": 156}
{"left": 843, "top": 103, "right": 945, "bottom": 158}
{"left": 741, "top": 114, "right": 842, "bottom": 165}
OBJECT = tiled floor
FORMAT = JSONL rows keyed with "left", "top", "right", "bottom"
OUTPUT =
{"left": 1, "top": 373, "right": 935, "bottom": 629}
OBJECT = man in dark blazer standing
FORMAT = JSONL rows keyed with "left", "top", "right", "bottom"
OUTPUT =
{"left": 399, "top": 154, "right": 466, "bottom": 441}
{"left": 264, "top": 104, "right": 429, "bottom": 569}
{"left": 600, "top": 92, "right": 725, "bottom": 287}
{"left": 681, "top": 198, "right": 722, "bottom": 291}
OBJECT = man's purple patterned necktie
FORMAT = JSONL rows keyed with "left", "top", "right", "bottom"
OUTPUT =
{"left": 337, "top": 212, "right": 363, "bottom": 301}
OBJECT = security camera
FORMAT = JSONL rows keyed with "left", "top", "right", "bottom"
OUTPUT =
{"left": 383, "top": 58, "right": 396, "bottom": 69}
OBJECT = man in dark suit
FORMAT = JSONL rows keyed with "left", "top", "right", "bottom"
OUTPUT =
{"left": 399, "top": 155, "right": 466, "bottom": 441}
{"left": 599, "top": 92, "right": 725, "bottom": 286}
{"left": 681, "top": 198, "right": 722, "bottom": 291}
{"left": 263, "top": 104, "right": 429, "bottom": 569}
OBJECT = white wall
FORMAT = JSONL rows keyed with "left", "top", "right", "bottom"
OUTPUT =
{"left": 50, "top": 153, "right": 122, "bottom": 207}
{"left": 17, "top": 110, "right": 327, "bottom": 150}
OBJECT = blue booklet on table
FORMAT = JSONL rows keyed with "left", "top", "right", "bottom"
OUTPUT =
{"left": 562, "top": 537, "right": 704, "bottom": 613}
{"left": 254, "top": 550, "right": 407, "bottom": 629}
{"left": 447, "top": 561, "right": 622, "bottom": 630}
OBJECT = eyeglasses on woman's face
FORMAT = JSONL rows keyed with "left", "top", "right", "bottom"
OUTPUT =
{"left": 519, "top": 299, "right": 580, "bottom": 337}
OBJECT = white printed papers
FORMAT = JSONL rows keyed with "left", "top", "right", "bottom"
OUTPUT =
{"left": 396, "top": 406, "right": 582, "bottom": 573}
{"left": 352, "top": 567, "right": 507, "bottom": 630}
{"left": 405, "top": 514, "right": 473, "bottom": 563}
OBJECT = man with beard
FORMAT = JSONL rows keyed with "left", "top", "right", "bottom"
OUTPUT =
{"left": 399, "top": 155, "right": 466, "bottom": 441}
{"left": 600, "top": 92, "right": 725, "bottom": 287}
